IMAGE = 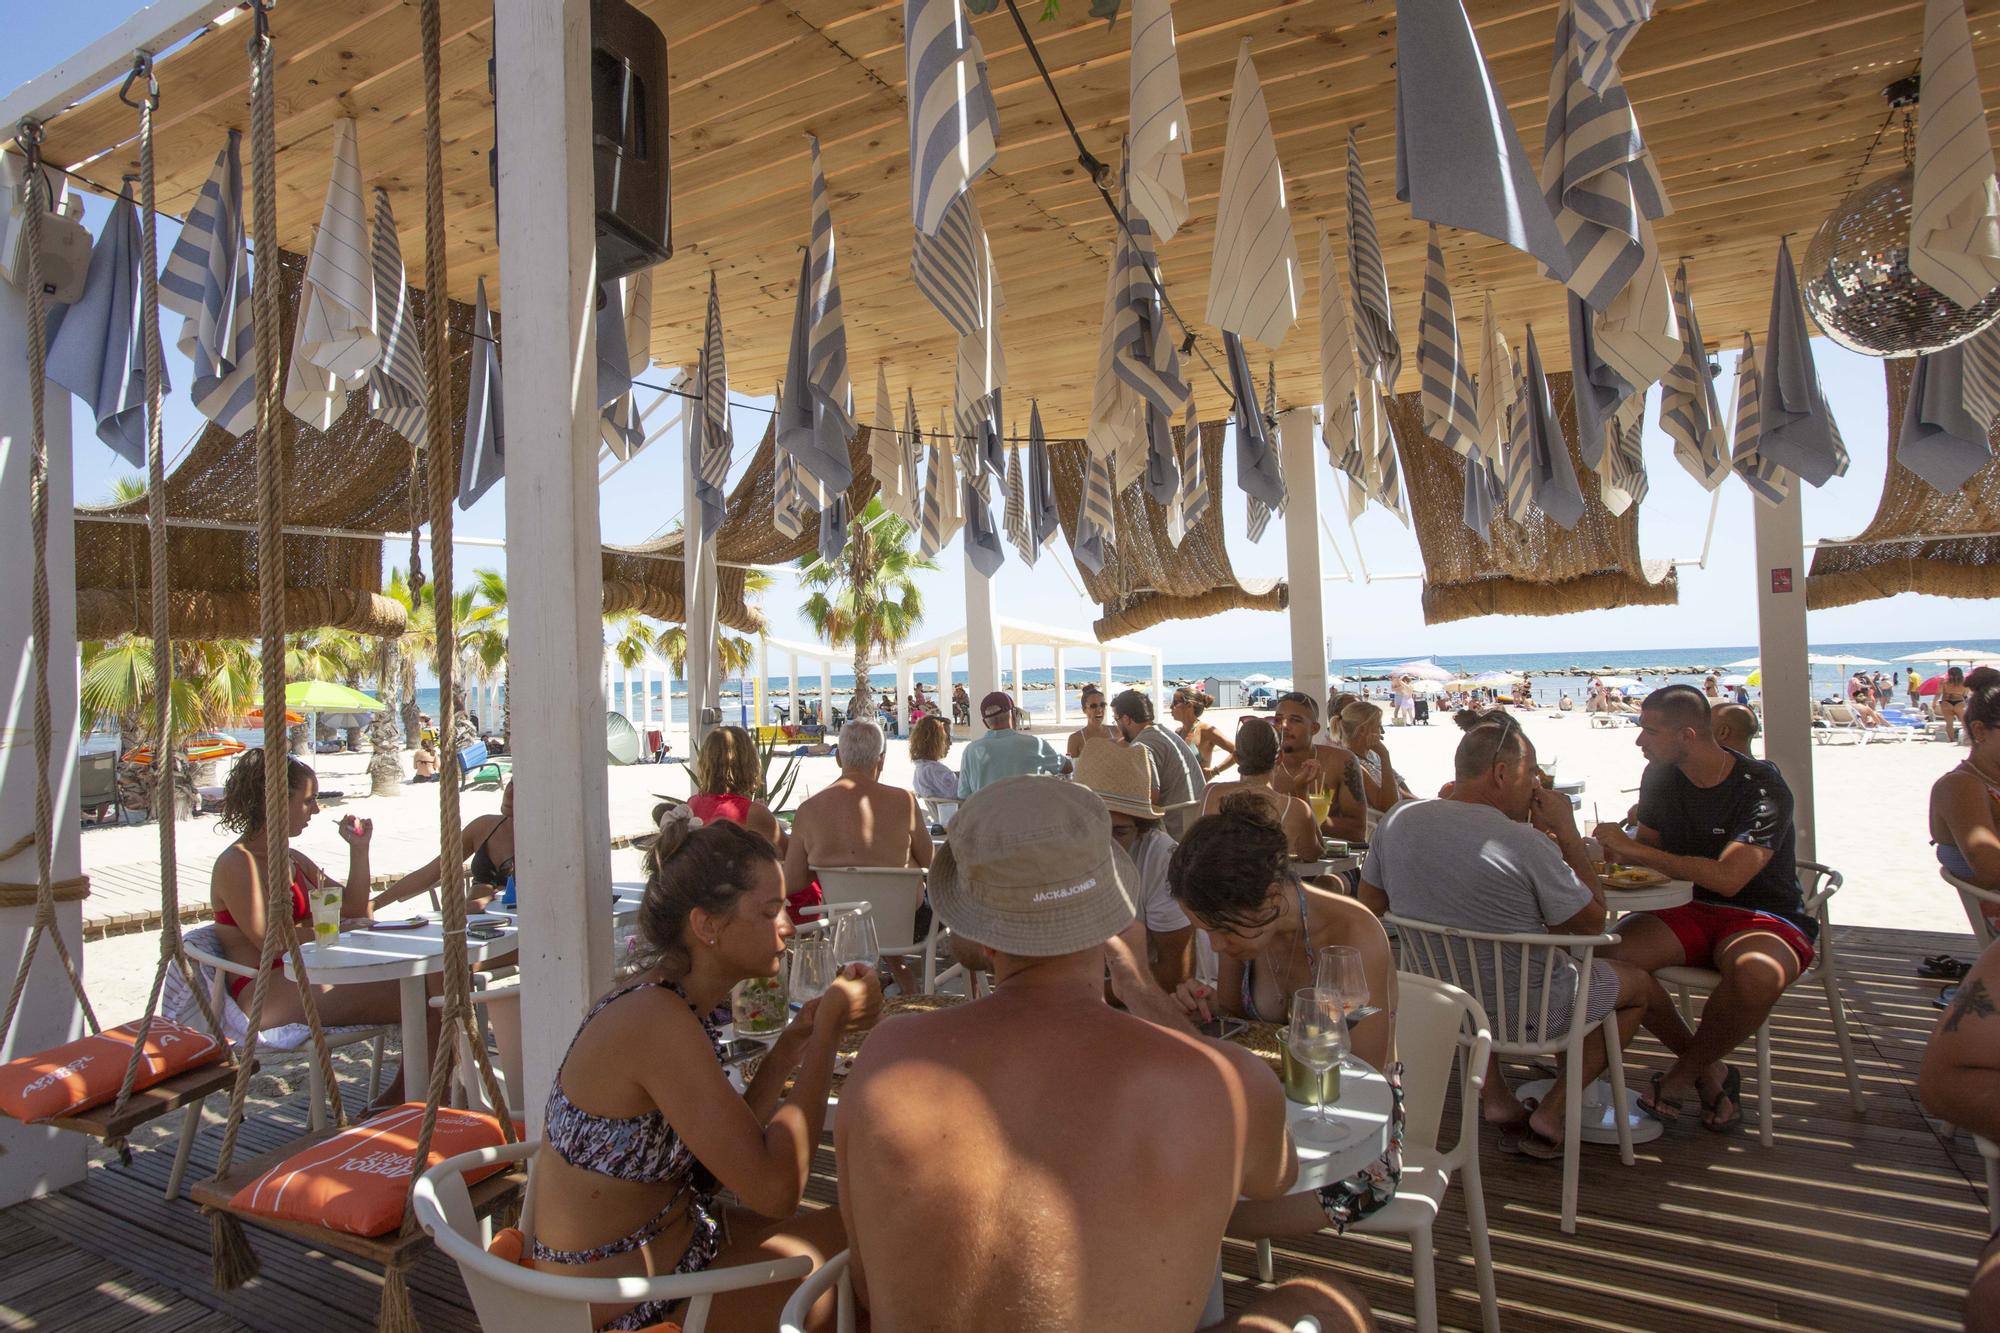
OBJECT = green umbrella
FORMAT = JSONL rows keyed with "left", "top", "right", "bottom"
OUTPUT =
{"left": 265, "top": 681, "right": 388, "bottom": 712}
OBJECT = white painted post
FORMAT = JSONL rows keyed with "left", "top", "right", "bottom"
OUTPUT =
{"left": 755, "top": 635, "right": 768, "bottom": 729}
{"left": 1151, "top": 652, "right": 1164, "bottom": 705}
{"left": 1100, "top": 649, "right": 1113, "bottom": 697}
{"left": 1752, "top": 488, "right": 1816, "bottom": 862}
{"left": 0, "top": 188, "right": 88, "bottom": 1200}
{"left": 1278, "top": 408, "right": 1328, "bottom": 710}
{"left": 1011, "top": 643, "right": 1024, "bottom": 703}
{"left": 788, "top": 651, "right": 800, "bottom": 725}
{"left": 637, "top": 664, "right": 651, "bottom": 732}
{"left": 1054, "top": 648, "right": 1068, "bottom": 727}
{"left": 895, "top": 657, "right": 913, "bottom": 736}
{"left": 494, "top": 0, "right": 613, "bottom": 1139}
{"left": 966, "top": 563, "right": 1001, "bottom": 730}
{"left": 819, "top": 660, "right": 832, "bottom": 728}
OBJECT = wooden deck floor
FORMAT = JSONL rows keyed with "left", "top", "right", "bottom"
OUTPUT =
{"left": 1, "top": 923, "right": 1989, "bottom": 1332}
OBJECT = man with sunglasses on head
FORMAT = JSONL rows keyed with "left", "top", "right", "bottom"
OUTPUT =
{"left": 1268, "top": 690, "right": 1369, "bottom": 843}
{"left": 1066, "top": 683, "right": 1120, "bottom": 759}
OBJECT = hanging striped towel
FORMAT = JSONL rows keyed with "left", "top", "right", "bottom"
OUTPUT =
{"left": 1418, "top": 226, "right": 1480, "bottom": 458}
{"left": 1519, "top": 325, "right": 1585, "bottom": 528}
{"left": 1175, "top": 396, "right": 1211, "bottom": 536}
{"left": 1074, "top": 448, "right": 1118, "bottom": 574}
{"left": 286, "top": 118, "right": 380, "bottom": 431}
{"left": 1224, "top": 332, "right": 1286, "bottom": 515}
{"left": 595, "top": 276, "right": 639, "bottom": 459}
{"left": 46, "top": 183, "right": 159, "bottom": 466}
{"left": 366, "top": 189, "right": 426, "bottom": 450}
{"left": 819, "top": 489, "right": 850, "bottom": 565}
{"left": 961, "top": 463, "right": 1006, "bottom": 577}
{"left": 159, "top": 131, "right": 256, "bottom": 437}
{"left": 917, "top": 428, "right": 962, "bottom": 559}
{"left": 1396, "top": 0, "right": 1575, "bottom": 283}
{"left": 1027, "top": 402, "right": 1063, "bottom": 553}
{"left": 600, "top": 270, "right": 653, "bottom": 460}
{"left": 1087, "top": 207, "right": 1147, "bottom": 488}
{"left": 457, "top": 278, "right": 503, "bottom": 510}
{"left": 1540, "top": 0, "right": 1669, "bottom": 312}
{"left": 1244, "top": 361, "right": 1281, "bottom": 543}
{"left": 896, "top": 388, "right": 926, "bottom": 525}
{"left": 1362, "top": 383, "right": 1407, "bottom": 523}
{"left": 788, "top": 137, "right": 855, "bottom": 494}
{"left": 1911, "top": 0, "right": 2000, "bottom": 306}
{"left": 1755, "top": 238, "right": 1847, "bottom": 486}
{"left": 1110, "top": 149, "right": 1188, "bottom": 504}
{"left": 1346, "top": 130, "right": 1401, "bottom": 392}
{"left": 911, "top": 189, "right": 987, "bottom": 338}
{"left": 1590, "top": 217, "right": 1679, "bottom": 397}
{"left": 1567, "top": 289, "right": 1629, "bottom": 471}
{"left": 1471, "top": 291, "right": 1512, "bottom": 474}
{"left": 1318, "top": 226, "right": 1369, "bottom": 522}
{"left": 1206, "top": 40, "right": 1301, "bottom": 349}
{"left": 1659, "top": 261, "right": 1728, "bottom": 490}
{"left": 1126, "top": 0, "right": 1192, "bottom": 243}
{"left": 693, "top": 272, "right": 734, "bottom": 538}
{"left": 1597, "top": 405, "right": 1649, "bottom": 516}
{"left": 952, "top": 217, "right": 1007, "bottom": 479}
{"left": 1463, "top": 453, "right": 1503, "bottom": 543}
{"left": 871, "top": 361, "right": 907, "bottom": 517}
{"left": 1502, "top": 345, "right": 1537, "bottom": 522}
{"left": 1004, "top": 442, "right": 1034, "bottom": 563}
{"left": 1898, "top": 323, "right": 2000, "bottom": 492}
{"left": 906, "top": 0, "right": 1000, "bottom": 237}
{"left": 1728, "top": 333, "right": 1788, "bottom": 506}
{"left": 773, "top": 444, "right": 807, "bottom": 541}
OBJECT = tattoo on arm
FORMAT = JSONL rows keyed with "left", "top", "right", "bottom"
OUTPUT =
{"left": 1945, "top": 978, "right": 1995, "bottom": 1034}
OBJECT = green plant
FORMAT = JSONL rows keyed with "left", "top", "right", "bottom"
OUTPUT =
{"left": 755, "top": 731, "right": 804, "bottom": 812}
{"left": 80, "top": 635, "right": 258, "bottom": 742}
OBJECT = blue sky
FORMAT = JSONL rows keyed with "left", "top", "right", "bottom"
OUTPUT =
{"left": 9, "top": 9, "right": 1980, "bottom": 670}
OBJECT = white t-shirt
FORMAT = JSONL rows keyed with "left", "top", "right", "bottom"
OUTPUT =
{"left": 1129, "top": 828, "right": 1191, "bottom": 933}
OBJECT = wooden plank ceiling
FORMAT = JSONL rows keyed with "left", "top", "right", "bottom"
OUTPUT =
{"left": 35, "top": 0, "right": 1999, "bottom": 436}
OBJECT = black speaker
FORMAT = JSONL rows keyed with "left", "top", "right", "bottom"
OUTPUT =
{"left": 590, "top": 0, "right": 671, "bottom": 280}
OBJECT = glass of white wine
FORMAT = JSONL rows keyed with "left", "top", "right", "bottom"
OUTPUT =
{"left": 830, "top": 905, "right": 880, "bottom": 976}
{"left": 788, "top": 936, "right": 834, "bottom": 1013}
{"left": 1288, "top": 988, "right": 1353, "bottom": 1146}
{"left": 1314, "top": 946, "right": 1370, "bottom": 1073}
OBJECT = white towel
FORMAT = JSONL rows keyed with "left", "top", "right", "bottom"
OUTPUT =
{"left": 286, "top": 118, "right": 380, "bottom": 431}
{"left": 1728, "top": 332, "right": 1790, "bottom": 506}
{"left": 1911, "top": 0, "right": 2000, "bottom": 306}
{"left": 1206, "top": 40, "right": 1300, "bottom": 349}
{"left": 1125, "top": 0, "right": 1192, "bottom": 243}
{"left": 1318, "top": 224, "right": 1369, "bottom": 521}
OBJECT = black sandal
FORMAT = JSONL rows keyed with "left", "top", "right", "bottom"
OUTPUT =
{"left": 1919, "top": 955, "right": 1970, "bottom": 980}
{"left": 1499, "top": 1122, "right": 1564, "bottom": 1161}
{"left": 1637, "top": 1070, "right": 1682, "bottom": 1124}
{"left": 1700, "top": 1065, "right": 1745, "bottom": 1135}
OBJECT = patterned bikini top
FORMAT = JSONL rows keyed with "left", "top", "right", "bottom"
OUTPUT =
{"left": 543, "top": 978, "right": 724, "bottom": 1186}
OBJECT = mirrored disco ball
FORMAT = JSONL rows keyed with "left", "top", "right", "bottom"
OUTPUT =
{"left": 1802, "top": 167, "right": 2000, "bottom": 357}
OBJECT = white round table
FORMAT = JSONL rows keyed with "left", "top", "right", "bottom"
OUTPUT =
{"left": 289, "top": 918, "right": 519, "bottom": 1099}
{"left": 1282, "top": 1060, "right": 1393, "bottom": 1194}
{"left": 1516, "top": 877, "right": 1693, "bottom": 1146}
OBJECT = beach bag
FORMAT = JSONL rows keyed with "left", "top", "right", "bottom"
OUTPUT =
{"left": 229, "top": 1103, "right": 511, "bottom": 1236}
{"left": 0, "top": 1018, "right": 224, "bottom": 1122}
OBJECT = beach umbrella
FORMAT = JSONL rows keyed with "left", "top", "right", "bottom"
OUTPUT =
{"left": 1270, "top": 678, "right": 1294, "bottom": 693}
{"left": 1918, "top": 675, "right": 1946, "bottom": 697}
{"left": 1896, "top": 647, "right": 1996, "bottom": 665}
{"left": 1807, "top": 652, "right": 1888, "bottom": 668}
{"left": 245, "top": 707, "right": 306, "bottom": 725}
{"left": 1746, "top": 669, "right": 1762, "bottom": 687}
{"left": 1720, "top": 674, "right": 1749, "bottom": 688}
{"left": 1470, "top": 670, "right": 1519, "bottom": 688}
{"left": 1404, "top": 678, "right": 1447, "bottom": 696}
{"left": 254, "top": 682, "right": 387, "bottom": 774}
{"left": 1722, "top": 656, "right": 1762, "bottom": 670}
{"left": 1242, "top": 672, "right": 1274, "bottom": 686}
{"left": 1383, "top": 658, "right": 1454, "bottom": 683}
{"left": 1597, "top": 676, "right": 1641, "bottom": 692}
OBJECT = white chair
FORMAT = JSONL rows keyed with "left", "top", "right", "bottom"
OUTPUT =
{"left": 1253, "top": 973, "right": 1501, "bottom": 1333}
{"left": 428, "top": 974, "right": 525, "bottom": 1119}
{"left": 811, "top": 866, "right": 964, "bottom": 995}
{"left": 1387, "top": 916, "right": 1634, "bottom": 1235}
{"left": 164, "top": 926, "right": 391, "bottom": 1200}
{"left": 414, "top": 1141, "right": 811, "bottom": 1333}
{"left": 779, "top": 1247, "right": 856, "bottom": 1333}
{"left": 919, "top": 796, "right": 960, "bottom": 829}
{"left": 1978, "top": 1136, "right": 2000, "bottom": 1232}
{"left": 1942, "top": 868, "right": 2000, "bottom": 947}
{"left": 1656, "top": 861, "right": 1866, "bottom": 1148}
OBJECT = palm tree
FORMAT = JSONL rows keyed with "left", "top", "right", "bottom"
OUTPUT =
{"left": 105, "top": 474, "right": 149, "bottom": 503}
{"left": 798, "top": 497, "right": 934, "bottom": 720}
{"left": 383, "top": 569, "right": 425, "bottom": 749}
{"left": 656, "top": 625, "right": 757, "bottom": 678}
{"left": 79, "top": 636, "right": 258, "bottom": 742}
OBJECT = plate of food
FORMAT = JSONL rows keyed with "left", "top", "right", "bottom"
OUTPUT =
{"left": 1600, "top": 866, "right": 1669, "bottom": 889}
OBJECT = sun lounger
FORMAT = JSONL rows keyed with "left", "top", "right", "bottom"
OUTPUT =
{"left": 1812, "top": 704, "right": 1870, "bottom": 745}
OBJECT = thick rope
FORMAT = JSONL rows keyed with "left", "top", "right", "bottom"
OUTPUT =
{"left": 110, "top": 58, "right": 231, "bottom": 1124}
{"left": 0, "top": 121, "right": 101, "bottom": 1050}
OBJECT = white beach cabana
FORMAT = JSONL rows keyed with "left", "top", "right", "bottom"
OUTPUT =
{"left": 882, "top": 617, "right": 1162, "bottom": 734}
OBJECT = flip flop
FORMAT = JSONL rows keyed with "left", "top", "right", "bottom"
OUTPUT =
{"left": 1700, "top": 1065, "right": 1745, "bottom": 1135}
{"left": 1637, "top": 1070, "right": 1683, "bottom": 1124}
{"left": 1919, "top": 955, "right": 1970, "bottom": 980}
{"left": 1482, "top": 1096, "right": 1540, "bottom": 1135}
{"left": 1499, "top": 1122, "right": 1564, "bottom": 1161}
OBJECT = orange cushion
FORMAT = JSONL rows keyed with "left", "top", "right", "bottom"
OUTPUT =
{"left": 0, "top": 1018, "right": 224, "bottom": 1122}
{"left": 230, "top": 1102, "right": 511, "bottom": 1237}
{"left": 487, "top": 1228, "right": 683, "bottom": 1332}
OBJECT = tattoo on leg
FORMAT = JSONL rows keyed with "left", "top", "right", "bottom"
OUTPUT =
{"left": 1945, "top": 979, "right": 1994, "bottom": 1034}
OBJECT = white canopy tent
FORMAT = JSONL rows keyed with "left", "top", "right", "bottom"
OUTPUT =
{"left": 882, "top": 618, "right": 1163, "bottom": 735}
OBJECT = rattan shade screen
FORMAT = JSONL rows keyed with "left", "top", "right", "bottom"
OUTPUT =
{"left": 1807, "top": 357, "right": 2000, "bottom": 609}
{"left": 73, "top": 250, "right": 428, "bottom": 641}
{"left": 1387, "top": 372, "right": 1678, "bottom": 625}
{"left": 599, "top": 418, "right": 882, "bottom": 630}
{"left": 1048, "top": 421, "right": 1287, "bottom": 641}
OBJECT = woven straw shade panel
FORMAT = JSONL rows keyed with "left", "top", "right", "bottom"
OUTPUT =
{"left": 598, "top": 417, "right": 882, "bottom": 631}
{"left": 1048, "top": 421, "right": 1287, "bottom": 641}
{"left": 72, "top": 250, "right": 429, "bottom": 642}
{"left": 1806, "top": 358, "right": 2000, "bottom": 608}
{"left": 1386, "top": 374, "right": 1678, "bottom": 625}
{"left": 34, "top": 0, "right": 1989, "bottom": 435}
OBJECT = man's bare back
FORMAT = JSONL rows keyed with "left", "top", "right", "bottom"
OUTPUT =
{"left": 838, "top": 981, "right": 1291, "bottom": 1332}
{"left": 783, "top": 773, "right": 930, "bottom": 889}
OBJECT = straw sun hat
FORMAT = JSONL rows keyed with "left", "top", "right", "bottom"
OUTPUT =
{"left": 1071, "top": 737, "right": 1167, "bottom": 819}
{"left": 928, "top": 776, "right": 1138, "bottom": 957}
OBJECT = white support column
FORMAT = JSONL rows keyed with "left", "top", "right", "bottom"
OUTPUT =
{"left": 1054, "top": 649, "right": 1068, "bottom": 727}
{"left": 1100, "top": 649, "right": 1113, "bottom": 697}
{"left": 788, "top": 652, "right": 799, "bottom": 724}
{"left": 495, "top": 0, "right": 612, "bottom": 1140}
{"left": 638, "top": 665, "right": 652, "bottom": 731}
{"left": 895, "top": 658, "right": 913, "bottom": 736}
{"left": 1278, "top": 407, "right": 1328, "bottom": 710}
{"left": 1151, "top": 652, "right": 1164, "bottom": 705}
{"left": 938, "top": 652, "right": 949, "bottom": 719}
{"left": 1011, "top": 643, "right": 1024, "bottom": 701}
{"left": 754, "top": 635, "right": 768, "bottom": 729}
{"left": 965, "top": 563, "right": 1002, "bottom": 730}
{"left": 1752, "top": 487, "right": 1816, "bottom": 862}
{"left": 820, "top": 661, "right": 832, "bottom": 728}
{"left": 0, "top": 187, "right": 88, "bottom": 1200}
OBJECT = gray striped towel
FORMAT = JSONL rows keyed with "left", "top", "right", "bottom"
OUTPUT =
{"left": 1520, "top": 325, "right": 1585, "bottom": 528}
{"left": 1346, "top": 130, "right": 1401, "bottom": 391}
{"left": 1005, "top": 442, "right": 1034, "bottom": 564}
{"left": 1225, "top": 332, "right": 1286, "bottom": 512}
{"left": 872, "top": 362, "right": 917, "bottom": 522}
{"left": 1319, "top": 225, "right": 1365, "bottom": 507}
{"left": 693, "top": 272, "right": 733, "bottom": 538}
{"left": 457, "top": 278, "right": 503, "bottom": 510}
{"left": 1659, "top": 261, "right": 1727, "bottom": 490}
{"left": 1106, "top": 148, "right": 1188, "bottom": 504}
{"left": 1728, "top": 333, "right": 1789, "bottom": 506}
{"left": 159, "top": 131, "right": 255, "bottom": 437}
{"left": 366, "top": 189, "right": 426, "bottom": 450}
{"left": 1074, "top": 448, "right": 1117, "bottom": 574}
{"left": 911, "top": 188, "right": 986, "bottom": 338}
{"left": 286, "top": 118, "right": 379, "bottom": 431}
{"left": 1568, "top": 289, "right": 1632, "bottom": 471}
{"left": 1504, "top": 346, "right": 1536, "bottom": 522}
{"left": 906, "top": 0, "right": 1000, "bottom": 237}
{"left": 1597, "top": 405, "right": 1649, "bottom": 516}
{"left": 1911, "top": 0, "right": 2000, "bottom": 306}
{"left": 1027, "top": 402, "right": 1063, "bottom": 553}
{"left": 1472, "top": 291, "right": 1513, "bottom": 475}
{"left": 789, "top": 137, "right": 855, "bottom": 494}
{"left": 961, "top": 464, "right": 1006, "bottom": 577}
{"left": 1397, "top": 0, "right": 1574, "bottom": 283}
{"left": 46, "top": 183, "right": 160, "bottom": 467}
{"left": 1206, "top": 40, "right": 1300, "bottom": 349}
{"left": 1755, "top": 238, "right": 1847, "bottom": 487}
{"left": 1898, "top": 323, "right": 1999, "bottom": 493}
{"left": 1418, "top": 226, "right": 1479, "bottom": 458}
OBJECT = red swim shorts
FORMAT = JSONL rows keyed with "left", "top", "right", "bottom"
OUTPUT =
{"left": 1645, "top": 901, "right": 1814, "bottom": 971}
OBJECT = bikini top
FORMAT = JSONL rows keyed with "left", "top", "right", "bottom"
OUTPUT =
{"left": 213, "top": 848, "right": 311, "bottom": 929}
{"left": 543, "top": 978, "right": 724, "bottom": 1187}
{"left": 1241, "top": 881, "right": 1318, "bottom": 1024}
{"left": 468, "top": 817, "right": 513, "bottom": 887}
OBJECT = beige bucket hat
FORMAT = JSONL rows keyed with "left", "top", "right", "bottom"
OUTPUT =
{"left": 928, "top": 775, "right": 1137, "bottom": 956}
{"left": 1071, "top": 737, "right": 1167, "bottom": 819}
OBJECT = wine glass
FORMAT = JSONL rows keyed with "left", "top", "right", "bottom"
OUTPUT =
{"left": 1288, "top": 988, "right": 1353, "bottom": 1146}
{"left": 788, "top": 936, "right": 834, "bottom": 1012}
{"left": 1315, "top": 946, "right": 1370, "bottom": 1076}
{"left": 830, "top": 905, "right": 880, "bottom": 975}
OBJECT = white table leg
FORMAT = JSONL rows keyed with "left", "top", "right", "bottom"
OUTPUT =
{"left": 400, "top": 975, "right": 430, "bottom": 1104}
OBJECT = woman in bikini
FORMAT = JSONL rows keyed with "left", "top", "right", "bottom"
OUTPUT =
{"left": 1171, "top": 687, "right": 1238, "bottom": 779}
{"left": 1941, "top": 666, "right": 1973, "bottom": 743}
{"left": 373, "top": 778, "right": 517, "bottom": 911}
{"left": 527, "top": 806, "right": 879, "bottom": 1331}
{"left": 1198, "top": 717, "right": 1320, "bottom": 860}
{"left": 207, "top": 751, "right": 421, "bottom": 1103}
{"left": 1336, "top": 700, "right": 1413, "bottom": 819}
{"left": 1163, "top": 796, "right": 1401, "bottom": 1237}
{"left": 1932, "top": 668, "right": 2000, "bottom": 936}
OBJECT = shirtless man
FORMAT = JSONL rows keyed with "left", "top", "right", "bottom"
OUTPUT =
{"left": 1268, "top": 691, "right": 1368, "bottom": 843}
{"left": 783, "top": 721, "right": 932, "bottom": 986}
{"left": 838, "top": 777, "right": 1369, "bottom": 1333}
{"left": 1066, "top": 684, "right": 1119, "bottom": 758}
{"left": 1712, "top": 702, "right": 1759, "bottom": 756}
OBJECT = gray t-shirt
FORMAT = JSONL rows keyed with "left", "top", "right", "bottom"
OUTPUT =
{"left": 1364, "top": 799, "right": 1600, "bottom": 1036}
{"left": 1132, "top": 725, "right": 1204, "bottom": 839}
{"left": 1130, "top": 828, "right": 1191, "bottom": 933}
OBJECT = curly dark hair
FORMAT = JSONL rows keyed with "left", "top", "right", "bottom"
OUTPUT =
{"left": 634, "top": 805, "right": 781, "bottom": 976}
{"left": 1967, "top": 666, "right": 2000, "bottom": 731}
{"left": 219, "top": 750, "right": 316, "bottom": 833}
{"left": 1167, "top": 792, "right": 1293, "bottom": 934}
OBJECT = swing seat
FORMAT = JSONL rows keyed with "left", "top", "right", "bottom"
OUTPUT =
{"left": 42, "top": 1059, "right": 247, "bottom": 1144}
{"left": 0, "top": 1017, "right": 227, "bottom": 1128}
